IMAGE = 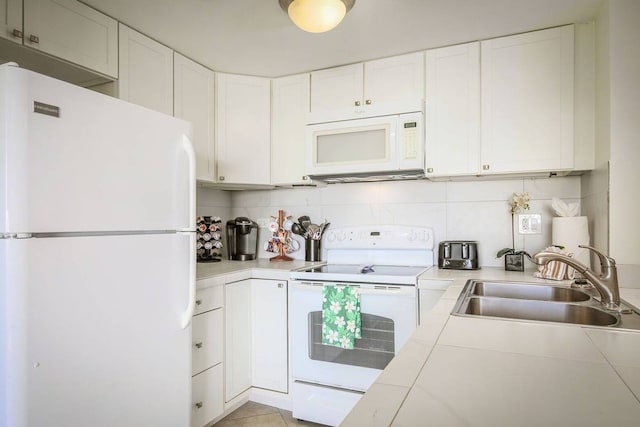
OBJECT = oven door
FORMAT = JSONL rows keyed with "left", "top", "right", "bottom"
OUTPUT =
{"left": 289, "top": 280, "right": 417, "bottom": 392}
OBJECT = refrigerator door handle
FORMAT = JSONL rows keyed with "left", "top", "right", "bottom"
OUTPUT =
{"left": 181, "top": 134, "right": 196, "bottom": 231}
{"left": 181, "top": 231, "right": 197, "bottom": 328}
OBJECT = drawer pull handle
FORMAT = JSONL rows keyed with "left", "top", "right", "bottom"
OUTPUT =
{"left": 29, "top": 34, "right": 39, "bottom": 43}
{"left": 195, "top": 401, "right": 203, "bottom": 409}
{"left": 194, "top": 342, "right": 203, "bottom": 349}
{"left": 12, "top": 29, "right": 23, "bottom": 38}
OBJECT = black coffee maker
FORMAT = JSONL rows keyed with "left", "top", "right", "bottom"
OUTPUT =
{"left": 226, "top": 217, "right": 259, "bottom": 261}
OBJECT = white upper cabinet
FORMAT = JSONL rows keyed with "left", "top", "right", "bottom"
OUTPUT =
{"left": 271, "top": 73, "right": 311, "bottom": 186}
{"left": 425, "top": 42, "right": 480, "bottom": 177}
{"left": 480, "top": 25, "right": 574, "bottom": 174}
{"left": 216, "top": 73, "right": 271, "bottom": 186}
{"left": 363, "top": 52, "right": 425, "bottom": 110}
{"left": 1, "top": 0, "right": 22, "bottom": 44}
{"left": 174, "top": 53, "right": 216, "bottom": 183}
{"left": 118, "top": 24, "right": 173, "bottom": 116}
{"left": 425, "top": 25, "right": 578, "bottom": 178}
{"left": 310, "top": 63, "right": 362, "bottom": 115}
{"left": 310, "top": 52, "right": 424, "bottom": 121}
{"left": 6, "top": 0, "right": 117, "bottom": 78}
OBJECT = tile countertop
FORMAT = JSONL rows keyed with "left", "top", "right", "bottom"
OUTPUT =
{"left": 196, "top": 258, "right": 323, "bottom": 286}
{"left": 196, "top": 261, "right": 640, "bottom": 426}
{"left": 342, "top": 267, "right": 640, "bottom": 427}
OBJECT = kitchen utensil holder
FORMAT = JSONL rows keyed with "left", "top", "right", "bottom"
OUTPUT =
{"left": 305, "top": 239, "right": 321, "bottom": 262}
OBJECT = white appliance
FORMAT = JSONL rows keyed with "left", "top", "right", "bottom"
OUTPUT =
{"left": 305, "top": 111, "right": 424, "bottom": 182}
{"left": 289, "top": 225, "right": 434, "bottom": 426}
{"left": 0, "top": 63, "right": 196, "bottom": 427}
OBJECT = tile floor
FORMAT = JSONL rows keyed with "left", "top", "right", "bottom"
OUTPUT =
{"left": 213, "top": 402, "right": 328, "bottom": 427}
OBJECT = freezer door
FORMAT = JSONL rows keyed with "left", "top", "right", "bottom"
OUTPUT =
{"left": 0, "top": 65, "right": 194, "bottom": 234}
{"left": 1, "top": 233, "right": 192, "bottom": 427}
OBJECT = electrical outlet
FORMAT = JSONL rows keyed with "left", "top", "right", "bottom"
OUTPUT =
{"left": 518, "top": 214, "right": 542, "bottom": 234}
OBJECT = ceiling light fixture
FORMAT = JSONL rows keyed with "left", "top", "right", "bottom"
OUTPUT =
{"left": 279, "top": 0, "right": 356, "bottom": 33}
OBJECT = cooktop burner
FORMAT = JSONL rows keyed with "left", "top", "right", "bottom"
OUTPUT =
{"left": 290, "top": 264, "right": 432, "bottom": 285}
{"left": 290, "top": 225, "right": 435, "bottom": 285}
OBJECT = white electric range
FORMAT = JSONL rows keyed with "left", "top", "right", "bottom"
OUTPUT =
{"left": 288, "top": 225, "right": 435, "bottom": 426}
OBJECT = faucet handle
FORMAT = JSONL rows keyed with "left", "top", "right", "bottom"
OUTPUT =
{"left": 578, "top": 245, "right": 616, "bottom": 268}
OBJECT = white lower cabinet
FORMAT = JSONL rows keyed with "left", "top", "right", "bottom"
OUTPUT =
{"left": 192, "top": 284, "right": 224, "bottom": 427}
{"left": 225, "top": 279, "right": 252, "bottom": 401}
{"left": 191, "top": 364, "right": 223, "bottom": 427}
{"left": 252, "top": 279, "right": 288, "bottom": 393}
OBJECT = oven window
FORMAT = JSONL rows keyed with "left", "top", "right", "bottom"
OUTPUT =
{"left": 308, "top": 311, "right": 395, "bottom": 370}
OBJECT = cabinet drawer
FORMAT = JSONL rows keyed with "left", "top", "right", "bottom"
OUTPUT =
{"left": 192, "top": 308, "right": 224, "bottom": 375}
{"left": 194, "top": 284, "right": 224, "bottom": 315}
{"left": 191, "top": 364, "right": 223, "bottom": 427}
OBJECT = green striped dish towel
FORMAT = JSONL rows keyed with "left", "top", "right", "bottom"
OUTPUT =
{"left": 322, "top": 285, "right": 362, "bottom": 349}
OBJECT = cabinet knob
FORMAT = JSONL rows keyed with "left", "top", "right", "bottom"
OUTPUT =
{"left": 219, "top": 176, "right": 225, "bottom": 181}
{"left": 195, "top": 299, "right": 202, "bottom": 306}
{"left": 426, "top": 167, "right": 434, "bottom": 173}
{"left": 278, "top": 283, "right": 284, "bottom": 288}
{"left": 194, "top": 342, "right": 203, "bottom": 349}
{"left": 354, "top": 100, "right": 361, "bottom": 106}
{"left": 302, "top": 175, "right": 309, "bottom": 181}
{"left": 29, "top": 34, "right": 39, "bottom": 44}
{"left": 365, "top": 99, "right": 372, "bottom": 105}
{"left": 482, "top": 164, "right": 490, "bottom": 171}
{"left": 12, "top": 29, "right": 23, "bottom": 38}
{"left": 195, "top": 402, "right": 203, "bottom": 409}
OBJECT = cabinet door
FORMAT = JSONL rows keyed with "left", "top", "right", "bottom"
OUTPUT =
{"left": 216, "top": 73, "right": 270, "bottom": 185}
{"left": 480, "top": 25, "right": 574, "bottom": 174}
{"left": 191, "top": 364, "right": 223, "bottom": 427}
{"left": 364, "top": 52, "right": 424, "bottom": 108}
{"left": 23, "top": 0, "right": 118, "bottom": 78}
{"left": 252, "top": 279, "right": 288, "bottom": 393}
{"left": 271, "top": 73, "right": 311, "bottom": 186}
{"left": 425, "top": 42, "right": 480, "bottom": 176}
{"left": 225, "top": 279, "right": 252, "bottom": 401}
{"left": 118, "top": 24, "right": 173, "bottom": 116}
{"left": 174, "top": 53, "right": 216, "bottom": 182}
{"left": 192, "top": 308, "right": 223, "bottom": 376}
{"left": 0, "top": 0, "right": 22, "bottom": 44}
{"left": 310, "top": 63, "right": 363, "bottom": 113}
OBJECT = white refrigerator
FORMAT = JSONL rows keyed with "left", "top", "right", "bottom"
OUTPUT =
{"left": 0, "top": 63, "right": 196, "bottom": 427}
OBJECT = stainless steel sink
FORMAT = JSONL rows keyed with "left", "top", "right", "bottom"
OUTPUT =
{"left": 464, "top": 297, "right": 618, "bottom": 326}
{"left": 471, "top": 281, "right": 590, "bottom": 302}
{"left": 452, "top": 279, "right": 640, "bottom": 330}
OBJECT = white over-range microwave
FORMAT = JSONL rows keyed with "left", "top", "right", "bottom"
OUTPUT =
{"left": 305, "top": 111, "right": 424, "bottom": 182}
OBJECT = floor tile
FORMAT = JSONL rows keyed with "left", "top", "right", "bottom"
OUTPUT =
{"left": 214, "top": 413, "right": 286, "bottom": 427}
{"left": 223, "top": 402, "right": 280, "bottom": 420}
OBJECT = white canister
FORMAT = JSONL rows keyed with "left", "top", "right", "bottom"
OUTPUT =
{"left": 551, "top": 216, "right": 590, "bottom": 269}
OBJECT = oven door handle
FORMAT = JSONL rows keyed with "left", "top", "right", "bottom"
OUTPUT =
{"left": 291, "top": 281, "right": 416, "bottom": 296}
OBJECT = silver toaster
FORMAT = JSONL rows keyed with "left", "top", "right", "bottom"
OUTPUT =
{"left": 438, "top": 241, "right": 480, "bottom": 270}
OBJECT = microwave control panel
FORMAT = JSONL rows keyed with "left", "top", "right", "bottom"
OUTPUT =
{"left": 402, "top": 121, "right": 419, "bottom": 160}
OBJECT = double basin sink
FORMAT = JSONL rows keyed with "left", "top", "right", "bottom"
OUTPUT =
{"left": 452, "top": 280, "right": 640, "bottom": 330}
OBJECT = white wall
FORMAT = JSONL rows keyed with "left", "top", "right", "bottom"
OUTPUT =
{"left": 583, "top": 0, "right": 640, "bottom": 286}
{"left": 224, "top": 176, "right": 581, "bottom": 265}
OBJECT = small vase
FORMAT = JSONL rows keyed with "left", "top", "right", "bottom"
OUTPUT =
{"left": 504, "top": 253, "right": 524, "bottom": 272}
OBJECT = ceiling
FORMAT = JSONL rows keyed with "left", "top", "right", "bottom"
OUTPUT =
{"left": 82, "top": 0, "right": 603, "bottom": 77}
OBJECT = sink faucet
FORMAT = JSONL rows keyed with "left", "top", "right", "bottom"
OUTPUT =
{"left": 533, "top": 245, "right": 620, "bottom": 310}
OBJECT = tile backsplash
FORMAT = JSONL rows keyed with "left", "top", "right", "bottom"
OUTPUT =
{"left": 198, "top": 176, "right": 582, "bottom": 267}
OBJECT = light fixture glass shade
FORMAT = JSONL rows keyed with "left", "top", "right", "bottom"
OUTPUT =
{"left": 288, "top": 0, "right": 347, "bottom": 33}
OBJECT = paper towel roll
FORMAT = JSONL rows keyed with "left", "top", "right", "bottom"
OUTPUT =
{"left": 552, "top": 216, "right": 590, "bottom": 269}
